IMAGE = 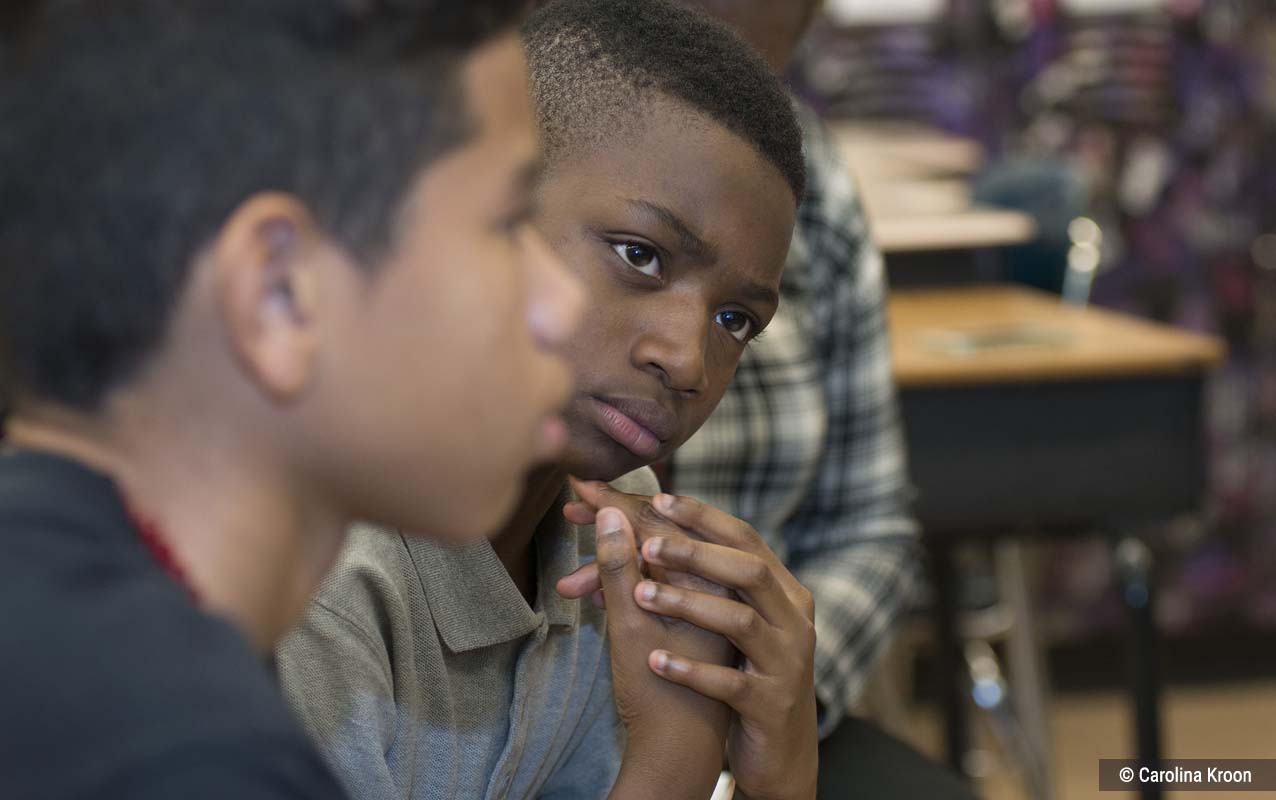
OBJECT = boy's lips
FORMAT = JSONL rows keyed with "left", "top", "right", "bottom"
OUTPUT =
{"left": 588, "top": 396, "right": 676, "bottom": 460}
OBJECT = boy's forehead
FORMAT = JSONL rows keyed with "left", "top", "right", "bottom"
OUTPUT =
{"left": 548, "top": 102, "right": 792, "bottom": 272}
{"left": 550, "top": 97, "right": 784, "bottom": 209}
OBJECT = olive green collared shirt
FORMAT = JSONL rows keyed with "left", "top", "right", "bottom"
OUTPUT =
{"left": 277, "top": 468, "right": 659, "bottom": 800}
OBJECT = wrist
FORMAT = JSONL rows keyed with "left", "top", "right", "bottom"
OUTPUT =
{"left": 731, "top": 756, "right": 819, "bottom": 800}
{"left": 612, "top": 704, "right": 729, "bottom": 800}
{"left": 611, "top": 740, "right": 720, "bottom": 800}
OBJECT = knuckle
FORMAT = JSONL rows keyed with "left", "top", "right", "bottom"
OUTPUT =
{"left": 667, "top": 587, "right": 695, "bottom": 613}
{"left": 662, "top": 536, "right": 694, "bottom": 563}
{"left": 676, "top": 538, "right": 706, "bottom": 570}
{"left": 679, "top": 495, "right": 705, "bottom": 522}
{"left": 725, "top": 671, "right": 751, "bottom": 704}
{"left": 596, "top": 552, "right": 631, "bottom": 579}
{"left": 663, "top": 541, "right": 728, "bottom": 597}
{"left": 742, "top": 557, "right": 773, "bottom": 590}
{"left": 635, "top": 501, "right": 667, "bottom": 529}
{"left": 732, "top": 607, "right": 762, "bottom": 638}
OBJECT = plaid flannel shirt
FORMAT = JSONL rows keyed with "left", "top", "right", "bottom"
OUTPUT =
{"left": 672, "top": 104, "right": 920, "bottom": 737}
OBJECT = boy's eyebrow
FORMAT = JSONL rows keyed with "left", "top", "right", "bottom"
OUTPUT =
{"left": 741, "top": 281, "right": 780, "bottom": 308}
{"left": 624, "top": 196, "right": 779, "bottom": 308}
{"left": 623, "top": 197, "right": 718, "bottom": 264}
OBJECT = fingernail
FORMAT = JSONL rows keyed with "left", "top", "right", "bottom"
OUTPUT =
{"left": 638, "top": 581, "right": 657, "bottom": 602}
{"left": 597, "top": 509, "right": 622, "bottom": 536}
{"left": 651, "top": 650, "right": 670, "bottom": 671}
{"left": 654, "top": 493, "right": 675, "bottom": 513}
{"left": 646, "top": 537, "right": 664, "bottom": 560}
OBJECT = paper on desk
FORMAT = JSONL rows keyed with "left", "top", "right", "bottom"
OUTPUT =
{"left": 918, "top": 324, "right": 1075, "bottom": 356}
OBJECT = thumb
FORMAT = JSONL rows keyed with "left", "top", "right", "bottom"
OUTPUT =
{"left": 594, "top": 507, "right": 644, "bottom": 621}
{"left": 571, "top": 476, "right": 628, "bottom": 508}
{"left": 555, "top": 562, "right": 601, "bottom": 599}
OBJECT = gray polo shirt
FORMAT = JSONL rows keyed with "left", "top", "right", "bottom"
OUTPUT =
{"left": 277, "top": 468, "right": 658, "bottom": 800}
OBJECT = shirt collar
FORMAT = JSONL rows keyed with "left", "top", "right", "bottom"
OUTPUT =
{"left": 402, "top": 484, "right": 580, "bottom": 653}
{"left": 0, "top": 448, "right": 136, "bottom": 545}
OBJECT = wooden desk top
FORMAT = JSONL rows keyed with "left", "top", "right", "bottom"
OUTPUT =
{"left": 871, "top": 208, "right": 1038, "bottom": 254}
{"left": 846, "top": 156, "right": 1038, "bottom": 254}
{"left": 889, "top": 286, "right": 1226, "bottom": 388}
{"left": 830, "top": 121, "right": 984, "bottom": 177}
{"left": 859, "top": 178, "right": 973, "bottom": 216}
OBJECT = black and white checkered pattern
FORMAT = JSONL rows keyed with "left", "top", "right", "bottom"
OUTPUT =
{"left": 673, "top": 104, "right": 921, "bottom": 737}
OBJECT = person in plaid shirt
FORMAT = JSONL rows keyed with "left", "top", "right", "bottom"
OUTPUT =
{"left": 673, "top": 2, "right": 975, "bottom": 797}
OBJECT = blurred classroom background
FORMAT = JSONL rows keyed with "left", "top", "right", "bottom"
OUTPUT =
{"left": 787, "top": 0, "right": 1276, "bottom": 797}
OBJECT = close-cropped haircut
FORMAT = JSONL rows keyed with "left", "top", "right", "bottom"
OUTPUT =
{"left": 522, "top": 0, "right": 805, "bottom": 203}
{"left": 0, "top": 0, "right": 527, "bottom": 411}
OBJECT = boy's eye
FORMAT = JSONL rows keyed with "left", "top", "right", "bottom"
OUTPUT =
{"left": 715, "top": 310, "right": 757, "bottom": 343}
{"left": 611, "top": 242, "right": 662, "bottom": 279}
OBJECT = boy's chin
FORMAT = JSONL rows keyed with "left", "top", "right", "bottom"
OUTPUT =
{"left": 558, "top": 437, "right": 651, "bottom": 485}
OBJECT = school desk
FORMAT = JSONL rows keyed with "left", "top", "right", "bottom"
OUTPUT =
{"left": 889, "top": 285, "right": 1225, "bottom": 800}
{"left": 835, "top": 135, "right": 1038, "bottom": 269}
{"left": 830, "top": 120, "right": 985, "bottom": 178}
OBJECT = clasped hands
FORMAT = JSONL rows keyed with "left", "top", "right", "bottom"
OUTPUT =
{"left": 557, "top": 478, "right": 818, "bottom": 800}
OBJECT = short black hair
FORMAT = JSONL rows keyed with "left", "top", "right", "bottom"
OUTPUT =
{"left": 0, "top": 0, "right": 528, "bottom": 411}
{"left": 523, "top": 0, "right": 805, "bottom": 202}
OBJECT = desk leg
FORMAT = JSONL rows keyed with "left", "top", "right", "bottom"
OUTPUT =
{"left": 1114, "top": 537, "right": 1163, "bottom": 800}
{"left": 928, "top": 538, "right": 969, "bottom": 776}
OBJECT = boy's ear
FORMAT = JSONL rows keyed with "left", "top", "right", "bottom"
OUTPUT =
{"left": 209, "top": 192, "right": 327, "bottom": 403}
